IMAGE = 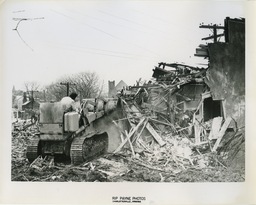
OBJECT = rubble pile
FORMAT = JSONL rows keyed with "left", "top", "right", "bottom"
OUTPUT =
{"left": 112, "top": 62, "right": 245, "bottom": 175}
{"left": 11, "top": 116, "right": 244, "bottom": 182}
{"left": 114, "top": 101, "right": 218, "bottom": 171}
{"left": 11, "top": 120, "right": 39, "bottom": 181}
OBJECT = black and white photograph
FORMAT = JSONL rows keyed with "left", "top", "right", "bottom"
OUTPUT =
{"left": 0, "top": 0, "right": 255, "bottom": 204}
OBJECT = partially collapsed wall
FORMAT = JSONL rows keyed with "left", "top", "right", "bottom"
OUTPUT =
{"left": 205, "top": 18, "right": 245, "bottom": 127}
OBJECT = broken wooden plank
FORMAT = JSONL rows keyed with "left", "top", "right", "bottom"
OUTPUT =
{"left": 149, "top": 118, "right": 175, "bottom": 128}
{"left": 143, "top": 102, "right": 167, "bottom": 113}
{"left": 145, "top": 122, "right": 166, "bottom": 146}
{"left": 120, "top": 133, "right": 124, "bottom": 142}
{"left": 212, "top": 117, "right": 232, "bottom": 152}
{"left": 125, "top": 130, "right": 135, "bottom": 157}
{"left": 194, "top": 122, "right": 201, "bottom": 145}
{"left": 208, "top": 117, "right": 223, "bottom": 140}
{"left": 132, "top": 118, "right": 148, "bottom": 143}
{"left": 113, "top": 118, "right": 145, "bottom": 154}
{"left": 176, "top": 125, "right": 192, "bottom": 132}
{"left": 128, "top": 104, "right": 166, "bottom": 146}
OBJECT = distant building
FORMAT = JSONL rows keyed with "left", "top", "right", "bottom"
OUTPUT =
{"left": 108, "top": 81, "right": 117, "bottom": 98}
{"left": 12, "top": 94, "right": 27, "bottom": 119}
{"left": 115, "top": 80, "right": 128, "bottom": 92}
{"left": 108, "top": 80, "right": 128, "bottom": 98}
{"left": 13, "top": 95, "right": 24, "bottom": 111}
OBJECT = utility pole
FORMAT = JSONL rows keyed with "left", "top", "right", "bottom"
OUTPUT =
{"left": 199, "top": 24, "right": 225, "bottom": 43}
{"left": 60, "top": 82, "right": 76, "bottom": 96}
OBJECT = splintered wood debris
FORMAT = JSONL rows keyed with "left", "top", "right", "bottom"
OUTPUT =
{"left": 109, "top": 62, "right": 245, "bottom": 180}
{"left": 110, "top": 95, "right": 243, "bottom": 174}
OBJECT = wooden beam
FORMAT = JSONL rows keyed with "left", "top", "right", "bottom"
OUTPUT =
{"left": 132, "top": 118, "right": 148, "bottom": 143}
{"left": 199, "top": 25, "right": 225, "bottom": 29}
{"left": 129, "top": 103, "right": 166, "bottom": 146}
{"left": 113, "top": 118, "right": 145, "bottom": 154}
{"left": 125, "top": 130, "right": 135, "bottom": 157}
{"left": 149, "top": 118, "right": 175, "bottom": 129}
{"left": 202, "top": 33, "right": 224, "bottom": 41}
{"left": 145, "top": 123, "right": 166, "bottom": 146}
{"left": 208, "top": 117, "right": 223, "bottom": 140}
{"left": 194, "top": 122, "right": 201, "bottom": 145}
{"left": 212, "top": 117, "right": 232, "bottom": 152}
{"left": 194, "top": 53, "right": 209, "bottom": 57}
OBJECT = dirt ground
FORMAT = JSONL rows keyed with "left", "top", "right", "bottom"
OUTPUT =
{"left": 11, "top": 121, "right": 245, "bottom": 182}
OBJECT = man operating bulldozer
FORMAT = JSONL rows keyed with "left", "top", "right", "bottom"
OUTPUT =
{"left": 60, "top": 92, "right": 80, "bottom": 112}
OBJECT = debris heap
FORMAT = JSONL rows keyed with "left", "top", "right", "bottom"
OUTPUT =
{"left": 112, "top": 62, "right": 245, "bottom": 173}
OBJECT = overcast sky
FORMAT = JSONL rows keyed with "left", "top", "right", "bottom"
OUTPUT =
{"left": 1, "top": 0, "right": 245, "bottom": 91}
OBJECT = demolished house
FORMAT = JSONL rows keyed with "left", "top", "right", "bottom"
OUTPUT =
{"left": 113, "top": 17, "right": 245, "bottom": 170}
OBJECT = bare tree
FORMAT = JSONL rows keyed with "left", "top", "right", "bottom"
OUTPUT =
{"left": 72, "top": 72, "right": 100, "bottom": 99}
{"left": 24, "top": 81, "right": 40, "bottom": 101}
{"left": 24, "top": 81, "right": 40, "bottom": 92}
{"left": 45, "top": 72, "right": 101, "bottom": 101}
{"left": 45, "top": 81, "right": 67, "bottom": 101}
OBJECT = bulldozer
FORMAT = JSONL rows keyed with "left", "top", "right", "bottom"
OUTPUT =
{"left": 26, "top": 98, "right": 118, "bottom": 165}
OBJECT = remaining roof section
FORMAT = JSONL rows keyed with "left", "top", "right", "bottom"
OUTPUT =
{"left": 152, "top": 67, "right": 170, "bottom": 79}
{"left": 152, "top": 62, "right": 207, "bottom": 83}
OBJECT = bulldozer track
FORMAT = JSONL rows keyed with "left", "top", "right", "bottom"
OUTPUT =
{"left": 26, "top": 138, "right": 40, "bottom": 162}
{"left": 70, "top": 132, "right": 108, "bottom": 165}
